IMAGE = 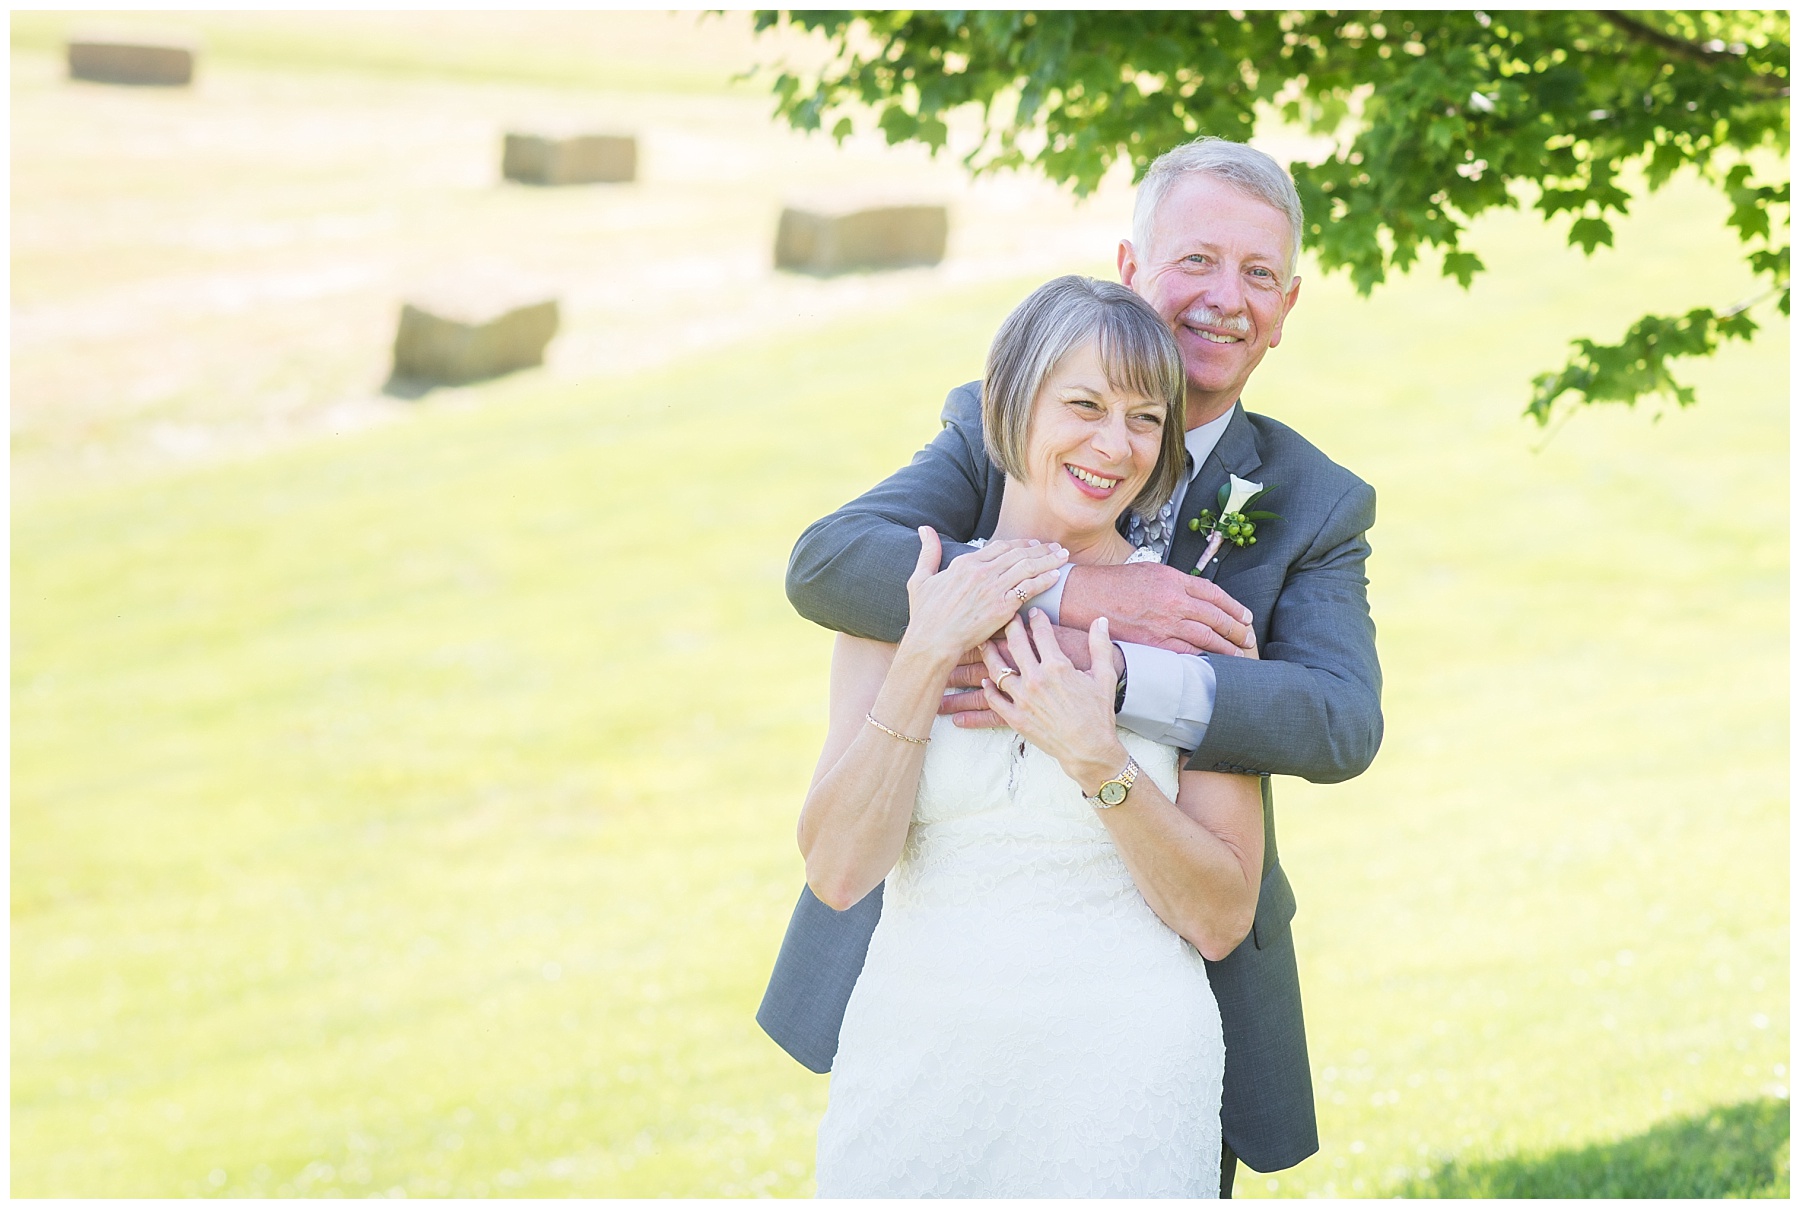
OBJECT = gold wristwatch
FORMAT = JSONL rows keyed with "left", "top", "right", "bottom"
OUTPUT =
{"left": 1085, "top": 756, "right": 1140, "bottom": 809}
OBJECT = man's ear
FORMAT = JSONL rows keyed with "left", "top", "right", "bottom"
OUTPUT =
{"left": 1268, "top": 276, "right": 1302, "bottom": 349}
{"left": 1116, "top": 239, "right": 1138, "bottom": 288}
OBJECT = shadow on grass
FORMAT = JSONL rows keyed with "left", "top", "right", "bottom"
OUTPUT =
{"left": 380, "top": 364, "right": 546, "bottom": 400}
{"left": 1400, "top": 1098, "right": 1790, "bottom": 1198}
{"left": 380, "top": 374, "right": 437, "bottom": 400}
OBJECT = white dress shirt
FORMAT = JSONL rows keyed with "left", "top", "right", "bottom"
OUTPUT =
{"left": 1028, "top": 408, "right": 1234, "bottom": 751}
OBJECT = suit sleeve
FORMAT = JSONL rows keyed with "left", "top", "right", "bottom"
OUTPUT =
{"left": 785, "top": 383, "right": 991, "bottom": 643}
{"left": 1191, "top": 480, "right": 1383, "bottom": 784}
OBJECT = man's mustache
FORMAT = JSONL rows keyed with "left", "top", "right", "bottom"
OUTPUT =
{"left": 1179, "top": 306, "right": 1251, "bottom": 334}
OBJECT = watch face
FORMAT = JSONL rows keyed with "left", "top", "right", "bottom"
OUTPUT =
{"left": 1099, "top": 781, "right": 1128, "bottom": 806}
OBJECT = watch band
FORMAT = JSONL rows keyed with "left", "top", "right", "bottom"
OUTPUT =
{"left": 1086, "top": 756, "right": 1140, "bottom": 809}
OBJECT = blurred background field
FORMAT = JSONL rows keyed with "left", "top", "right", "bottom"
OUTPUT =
{"left": 11, "top": 11, "right": 1789, "bottom": 1198}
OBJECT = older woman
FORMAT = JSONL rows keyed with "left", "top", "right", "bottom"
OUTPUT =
{"left": 801, "top": 276, "right": 1264, "bottom": 1198}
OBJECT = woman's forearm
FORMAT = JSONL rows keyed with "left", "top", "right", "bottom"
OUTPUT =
{"left": 798, "top": 640, "right": 958, "bottom": 910}
{"left": 1095, "top": 773, "right": 1263, "bottom": 961}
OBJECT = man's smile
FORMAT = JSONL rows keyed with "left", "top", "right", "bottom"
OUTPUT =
{"left": 1191, "top": 328, "right": 1244, "bottom": 344}
{"left": 1181, "top": 305, "right": 1250, "bottom": 345}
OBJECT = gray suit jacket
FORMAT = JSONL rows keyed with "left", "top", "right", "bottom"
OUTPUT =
{"left": 760, "top": 382, "right": 1381, "bottom": 1173}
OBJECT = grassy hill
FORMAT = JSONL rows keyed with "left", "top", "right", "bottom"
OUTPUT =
{"left": 11, "top": 22, "right": 1789, "bottom": 1196}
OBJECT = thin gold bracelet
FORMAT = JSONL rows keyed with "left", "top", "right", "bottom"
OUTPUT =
{"left": 865, "top": 712, "right": 930, "bottom": 745}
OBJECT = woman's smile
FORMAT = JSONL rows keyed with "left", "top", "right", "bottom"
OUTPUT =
{"left": 1064, "top": 462, "right": 1124, "bottom": 496}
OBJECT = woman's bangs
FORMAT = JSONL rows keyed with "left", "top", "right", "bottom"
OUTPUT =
{"left": 1097, "top": 311, "right": 1182, "bottom": 411}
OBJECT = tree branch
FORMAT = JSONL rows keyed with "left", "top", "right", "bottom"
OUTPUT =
{"left": 1599, "top": 10, "right": 1737, "bottom": 62}
{"left": 1598, "top": 11, "right": 1790, "bottom": 95}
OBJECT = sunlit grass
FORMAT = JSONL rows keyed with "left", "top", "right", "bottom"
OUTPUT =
{"left": 12, "top": 81, "right": 1788, "bottom": 1198}
{"left": 9, "top": 10, "right": 804, "bottom": 95}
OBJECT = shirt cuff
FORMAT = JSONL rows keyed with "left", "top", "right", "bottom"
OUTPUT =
{"left": 1024, "top": 562, "right": 1073, "bottom": 625}
{"left": 1115, "top": 642, "right": 1217, "bottom": 750}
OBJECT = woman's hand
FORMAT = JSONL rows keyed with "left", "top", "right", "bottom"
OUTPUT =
{"left": 979, "top": 609, "right": 1128, "bottom": 795}
{"left": 902, "top": 527, "right": 1069, "bottom": 663}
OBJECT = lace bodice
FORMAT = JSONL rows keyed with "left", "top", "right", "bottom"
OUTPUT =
{"left": 893, "top": 717, "right": 1179, "bottom": 912}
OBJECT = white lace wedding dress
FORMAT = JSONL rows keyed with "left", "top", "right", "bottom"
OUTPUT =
{"left": 814, "top": 640, "right": 1225, "bottom": 1196}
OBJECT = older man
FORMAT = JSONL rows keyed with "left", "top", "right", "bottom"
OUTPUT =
{"left": 760, "top": 136, "right": 1382, "bottom": 1196}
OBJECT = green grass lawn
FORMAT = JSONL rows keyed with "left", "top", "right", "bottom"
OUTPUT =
{"left": 13, "top": 107, "right": 1788, "bottom": 1199}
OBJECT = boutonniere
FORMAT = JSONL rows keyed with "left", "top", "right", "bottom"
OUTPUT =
{"left": 1188, "top": 474, "right": 1281, "bottom": 575}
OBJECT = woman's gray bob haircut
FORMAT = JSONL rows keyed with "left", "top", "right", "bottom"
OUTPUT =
{"left": 1131, "top": 137, "right": 1305, "bottom": 281}
{"left": 982, "top": 275, "right": 1187, "bottom": 524}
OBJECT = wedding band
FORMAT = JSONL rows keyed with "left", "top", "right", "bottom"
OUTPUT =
{"left": 993, "top": 667, "right": 1016, "bottom": 689}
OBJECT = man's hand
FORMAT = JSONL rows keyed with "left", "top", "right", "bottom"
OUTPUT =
{"left": 940, "top": 623, "right": 1125, "bottom": 728}
{"left": 1060, "top": 562, "right": 1256, "bottom": 656}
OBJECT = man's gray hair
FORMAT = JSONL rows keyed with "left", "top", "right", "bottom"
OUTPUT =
{"left": 1131, "top": 137, "right": 1305, "bottom": 281}
{"left": 983, "top": 275, "right": 1187, "bottom": 524}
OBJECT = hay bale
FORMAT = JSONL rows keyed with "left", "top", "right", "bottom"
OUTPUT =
{"left": 391, "top": 277, "right": 560, "bottom": 386}
{"left": 502, "top": 133, "right": 637, "bottom": 186}
{"left": 774, "top": 204, "right": 949, "bottom": 275}
{"left": 67, "top": 35, "right": 195, "bottom": 87}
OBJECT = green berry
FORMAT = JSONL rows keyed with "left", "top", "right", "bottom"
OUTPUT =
{"left": 1227, "top": 524, "right": 1241, "bottom": 537}
{"left": 1187, "top": 517, "right": 1201, "bottom": 532}
{"left": 1247, "top": 536, "right": 1257, "bottom": 545}
{"left": 1240, "top": 522, "right": 1254, "bottom": 536}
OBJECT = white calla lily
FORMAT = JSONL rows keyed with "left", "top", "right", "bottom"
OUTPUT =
{"left": 1223, "top": 474, "right": 1264, "bottom": 515}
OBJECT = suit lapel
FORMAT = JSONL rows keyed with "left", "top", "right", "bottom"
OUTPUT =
{"left": 1167, "top": 404, "right": 1263, "bottom": 580}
